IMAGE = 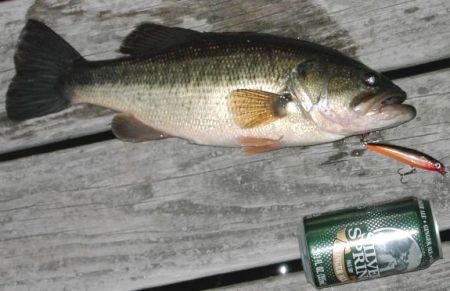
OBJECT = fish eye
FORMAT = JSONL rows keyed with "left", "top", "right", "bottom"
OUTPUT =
{"left": 363, "top": 73, "right": 378, "bottom": 87}
{"left": 435, "top": 162, "right": 442, "bottom": 169}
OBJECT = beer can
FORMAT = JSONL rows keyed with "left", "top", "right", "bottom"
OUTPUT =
{"left": 298, "top": 197, "right": 442, "bottom": 288}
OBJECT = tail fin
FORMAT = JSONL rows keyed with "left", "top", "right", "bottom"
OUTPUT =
{"left": 6, "top": 19, "right": 84, "bottom": 121}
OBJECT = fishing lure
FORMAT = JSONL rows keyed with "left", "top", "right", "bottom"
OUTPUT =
{"left": 366, "top": 143, "right": 447, "bottom": 178}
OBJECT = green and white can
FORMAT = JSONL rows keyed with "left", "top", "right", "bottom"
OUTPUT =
{"left": 298, "top": 197, "right": 442, "bottom": 288}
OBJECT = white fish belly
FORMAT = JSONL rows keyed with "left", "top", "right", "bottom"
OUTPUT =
{"left": 73, "top": 80, "right": 343, "bottom": 147}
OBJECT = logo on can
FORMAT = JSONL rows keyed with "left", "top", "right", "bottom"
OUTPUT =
{"left": 332, "top": 227, "right": 422, "bottom": 282}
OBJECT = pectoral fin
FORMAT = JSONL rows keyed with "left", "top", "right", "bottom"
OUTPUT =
{"left": 112, "top": 113, "right": 170, "bottom": 142}
{"left": 229, "top": 89, "right": 290, "bottom": 129}
{"left": 237, "top": 136, "right": 283, "bottom": 154}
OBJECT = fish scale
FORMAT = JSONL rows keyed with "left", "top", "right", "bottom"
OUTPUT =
{"left": 69, "top": 40, "right": 305, "bottom": 144}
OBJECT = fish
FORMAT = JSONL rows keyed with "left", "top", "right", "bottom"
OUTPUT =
{"left": 366, "top": 143, "right": 447, "bottom": 176}
{"left": 6, "top": 20, "right": 416, "bottom": 153}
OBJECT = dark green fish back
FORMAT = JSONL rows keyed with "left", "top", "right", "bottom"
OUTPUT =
{"left": 68, "top": 27, "right": 362, "bottom": 91}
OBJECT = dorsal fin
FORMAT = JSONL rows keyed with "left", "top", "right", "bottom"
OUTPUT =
{"left": 120, "top": 23, "right": 201, "bottom": 56}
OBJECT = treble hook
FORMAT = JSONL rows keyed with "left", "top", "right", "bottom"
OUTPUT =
{"left": 360, "top": 133, "right": 369, "bottom": 144}
{"left": 397, "top": 167, "right": 417, "bottom": 184}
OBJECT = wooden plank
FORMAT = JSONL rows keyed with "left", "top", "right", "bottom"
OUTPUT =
{"left": 0, "top": 69, "right": 449, "bottom": 290}
{"left": 211, "top": 243, "right": 450, "bottom": 291}
{"left": 1, "top": 0, "right": 450, "bottom": 154}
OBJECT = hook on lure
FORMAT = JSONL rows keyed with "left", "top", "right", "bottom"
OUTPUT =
{"left": 397, "top": 167, "right": 417, "bottom": 184}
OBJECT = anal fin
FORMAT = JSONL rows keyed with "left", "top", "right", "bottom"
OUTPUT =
{"left": 237, "top": 136, "right": 283, "bottom": 154}
{"left": 112, "top": 113, "right": 170, "bottom": 142}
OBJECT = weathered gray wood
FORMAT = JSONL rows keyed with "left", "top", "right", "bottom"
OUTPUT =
{"left": 0, "top": 69, "right": 449, "bottom": 290}
{"left": 211, "top": 243, "right": 450, "bottom": 291}
{"left": 1, "top": 0, "right": 450, "bottom": 154}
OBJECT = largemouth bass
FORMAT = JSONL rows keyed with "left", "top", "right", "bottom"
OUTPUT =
{"left": 6, "top": 20, "right": 416, "bottom": 153}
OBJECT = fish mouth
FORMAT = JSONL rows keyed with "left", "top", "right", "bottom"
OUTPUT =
{"left": 311, "top": 90, "right": 415, "bottom": 136}
{"left": 367, "top": 94, "right": 416, "bottom": 130}
{"left": 381, "top": 94, "right": 407, "bottom": 106}
{"left": 353, "top": 90, "right": 416, "bottom": 131}
{"left": 364, "top": 92, "right": 408, "bottom": 116}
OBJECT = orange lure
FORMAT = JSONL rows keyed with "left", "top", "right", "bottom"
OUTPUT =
{"left": 366, "top": 143, "right": 447, "bottom": 176}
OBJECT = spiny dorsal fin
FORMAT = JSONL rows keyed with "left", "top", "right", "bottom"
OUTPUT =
{"left": 120, "top": 23, "right": 201, "bottom": 56}
{"left": 229, "top": 89, "right": 290, "bottom": 129}
{"left": 112, "top": 113, "right": 170, "bottom": 142}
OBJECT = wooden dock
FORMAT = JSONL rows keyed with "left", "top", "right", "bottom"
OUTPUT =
{"left": 1, "top": 0, "right": 449, "bottom": 290}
